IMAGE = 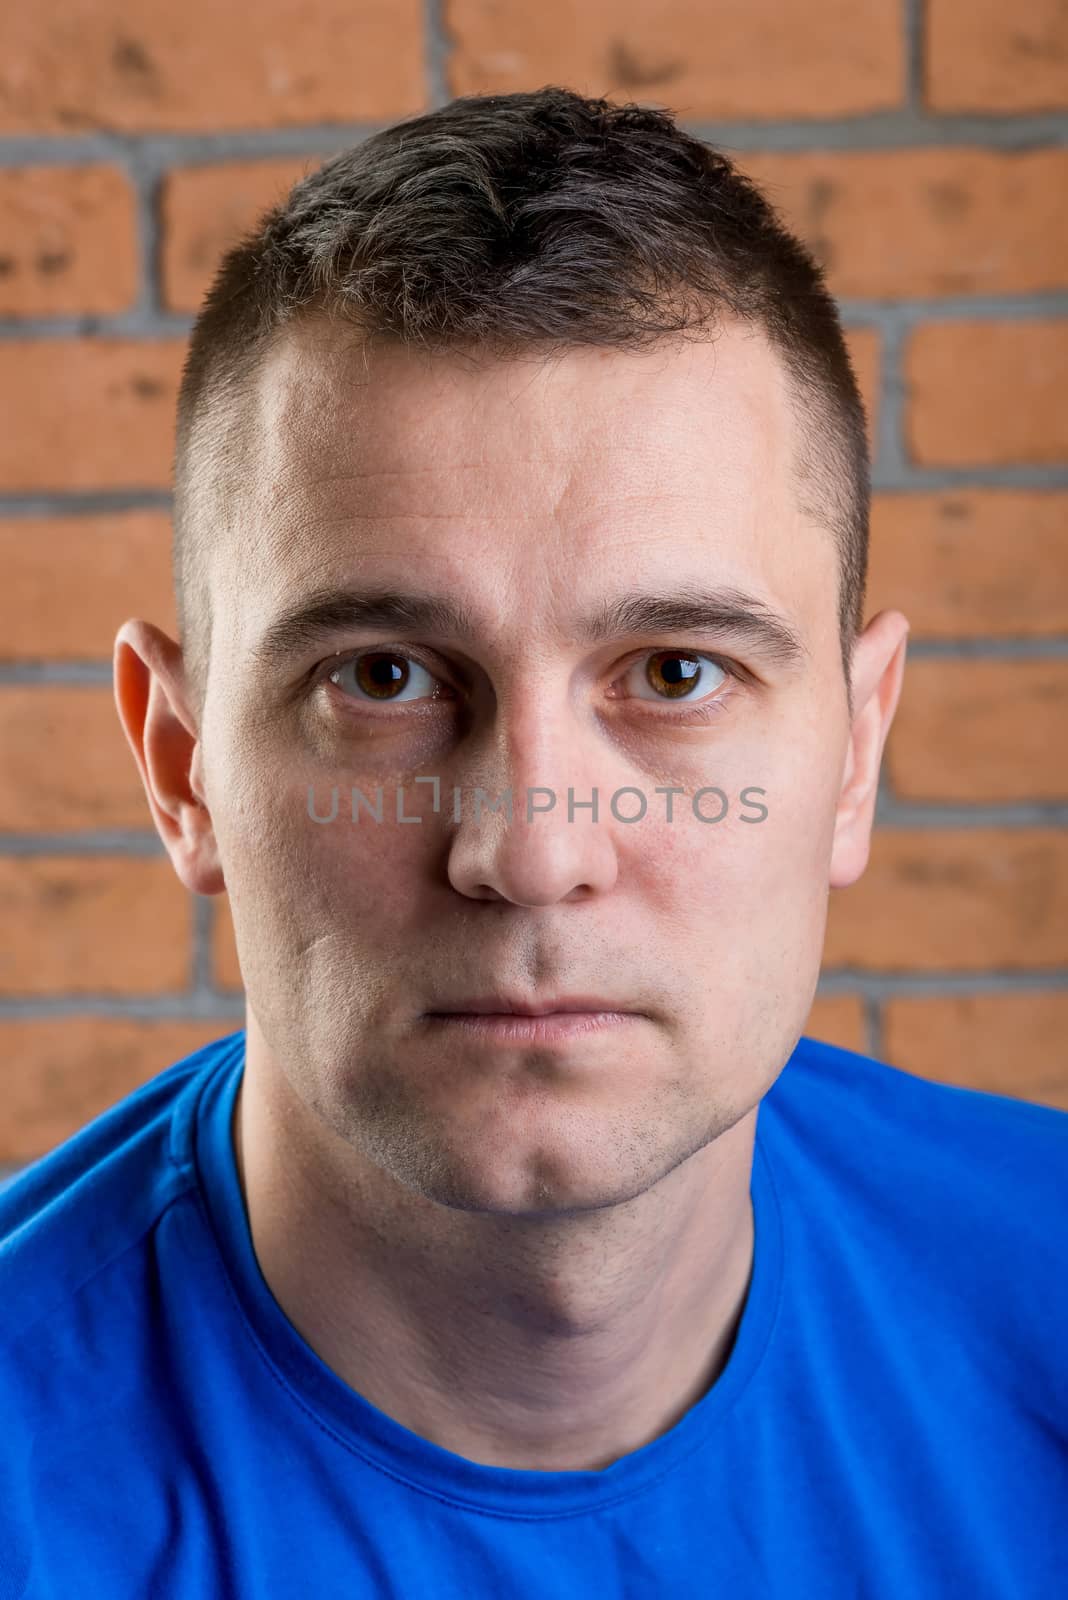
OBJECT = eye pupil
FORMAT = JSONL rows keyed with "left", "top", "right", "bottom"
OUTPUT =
{"left": 647, "top": 652, "right": 702, "bottom": 698}
{"left": 357, "top": 652, "right": 409, "bottom": 698}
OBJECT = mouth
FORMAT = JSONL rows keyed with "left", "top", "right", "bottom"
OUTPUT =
{"left": 427, "top": 993, "right": 642, "bottom": 1017}
{"left": 422, "top": 996, "right": 646, "bottom": 1046}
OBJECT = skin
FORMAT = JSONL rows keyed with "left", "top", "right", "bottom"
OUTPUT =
{"left": 114, "top": 314, "right": 909, "bottom": 1474}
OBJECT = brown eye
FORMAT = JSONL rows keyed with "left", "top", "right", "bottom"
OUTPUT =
{"left": 356, "top": 652, "right": 409, "bottom": 699}
{"left": 328, "top": 651, "right": 445, "bottom": 704}
{"left": 630, "top": 651, "right": 726, "bottom": 701}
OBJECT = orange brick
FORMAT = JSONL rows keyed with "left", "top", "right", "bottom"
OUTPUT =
{"left": 843, "top": 326, "right": 880, "bottom": 460}
{"left": 0, "top": 511, "right": 177, "bottom": 661}
{"left": 887, "top": 661, "right": 1068, "bottom": 803}
{"left": 448, "top": 0, "right": 905, "bottom": 119}
{"left": 0, "top": 165, "right": 138, "bottom": 316}
{"left": 926, "top": 0, "right": 1068, "bottom": 112}
{"left": 804, "top": 993, "right": 867, "bottom": 1053}
{"left": 0, "top": 339, "right": 186, "bottom": 492}
{"left": 0, "top": 1016, "right": 241, "bottom": 1163}
{"left": 883, "top": 993, "right": 1068, "bottom": 1111}
{"left": 823, "top": 829, "right": 1068, "bottom": 970}
{"left": 740, "top": 148, "right": 1068, "bottom": 301}
{"left": 866, "top": 491, "right": 1068, "bottom": 637}
{"left": 0, "top": 687, "right": 157, "bottom": 831}
{"left": 0, "top": 0, "right": 426, "bottom": 133}
{"left": 212, "top": 894, "right": 243, "bottom": 992}
{"left": 0, "top": 858, "right": 192, "bottom": 994}
{"left": 161, "top": 155, "right": 334, "bottom": 313}
{"left": 905, "top": 321, "right": 1068, "bottom": 467}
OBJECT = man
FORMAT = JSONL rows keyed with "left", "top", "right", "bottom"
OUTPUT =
{"left": 2, "top": 87, "right": 1065, "bottom": 1597}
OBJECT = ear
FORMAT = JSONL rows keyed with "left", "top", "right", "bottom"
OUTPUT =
{"left": 829, "top": 609, "right": 910, "bottom": 889}
{"left": 112, "top": 619, "right": 226, "bottom": 897}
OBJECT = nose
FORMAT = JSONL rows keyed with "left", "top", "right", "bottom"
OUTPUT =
{"left": 445, "top": 708, "right": 623, "bottom": 906}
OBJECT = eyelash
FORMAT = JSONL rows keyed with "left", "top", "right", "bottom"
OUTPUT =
{"left": 316, "top": 646, "right": 746, "bottom": 723}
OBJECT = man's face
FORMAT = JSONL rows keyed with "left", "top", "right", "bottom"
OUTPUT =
{"left": 196, "top": 319, "right": 859, "bottom": 1215}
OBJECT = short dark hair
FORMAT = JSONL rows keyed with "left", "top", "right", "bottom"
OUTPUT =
{"left": 172, "top": 86, "right": 870, "bottom": 718}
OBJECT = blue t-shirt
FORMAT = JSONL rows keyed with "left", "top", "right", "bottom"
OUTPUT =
{"left": 1, "top": 1028, "right": 1066, "bottom": 1598}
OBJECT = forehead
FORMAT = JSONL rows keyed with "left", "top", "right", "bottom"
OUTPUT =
{"left": 219, "top": 317, "right": 831, "bottom": 658}
{"left": 254, "top": 315, "right": 800, "bottom": 503}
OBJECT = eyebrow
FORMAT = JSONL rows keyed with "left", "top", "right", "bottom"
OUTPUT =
{"left": 251, "top": 583, "right": 807, "bottom": 671}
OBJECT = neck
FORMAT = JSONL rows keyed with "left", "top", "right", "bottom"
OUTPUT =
{"left": 231, "top": 1036, "right": 757, "bottom": 1474}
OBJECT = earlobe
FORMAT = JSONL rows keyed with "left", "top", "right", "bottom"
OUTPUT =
{"left": 113, "top": 621, "right": 226, "bottom": 898}
{"left": 828, "top": 609, "right": 910, "bottom": 891}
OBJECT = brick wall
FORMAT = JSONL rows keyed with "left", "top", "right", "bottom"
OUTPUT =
{"left": 2, "top": 0, "right": 1067, "bottom": 1177}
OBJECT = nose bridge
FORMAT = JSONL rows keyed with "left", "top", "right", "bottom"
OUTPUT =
{"left": 477, "top": 664, "right": 609, "bottom": 818}
{"left": 502, "top": 715, "right": 558, "bottom": 823}
{"left": 446, "top": 672, "right": 622, "bottom": 905}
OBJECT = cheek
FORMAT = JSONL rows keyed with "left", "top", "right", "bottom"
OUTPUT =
{"left": 213, "top": 772, "right": 441, "bottom": 1050}
{"left": 209, "top": 748, "right": 436, "bottom": 953}
{"left": 636, "top": 775, "right": 836, "bottom": 974}
{"left": 290, "top": 795, "right": 438, "bottom": 930}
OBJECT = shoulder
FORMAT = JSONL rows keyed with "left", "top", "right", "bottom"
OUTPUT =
{"left": 774, "top": 1033, "right": 1068, "bottom": 1213}
{"left": 769, "top": 1033, "right": 1068, "bottom": 1399}
{"left": 0, "top": 1030, "right": 243, "bottom": 1351}
{"left": 782, "top": 1032, "right": 1068, "bottom": 1168}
